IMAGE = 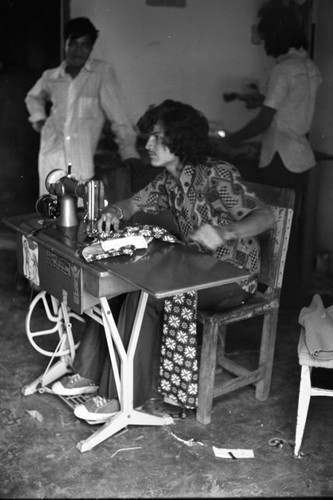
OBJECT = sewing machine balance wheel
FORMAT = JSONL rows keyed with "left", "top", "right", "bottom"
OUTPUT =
{"left": 25, "top": 290, "right": 85, "bottom": 357}
{"left": 45, "top": 169, "right": 67, "bottom": 193}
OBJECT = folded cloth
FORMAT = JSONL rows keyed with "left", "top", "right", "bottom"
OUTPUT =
{"left": 101, "top": 235, "right": 148, "bottom": 253}
{"left": 82, "top": 224, "right": 180, "bottom": 262}
{"left": 298, "top": 294, "right": 333, "bottom": 360}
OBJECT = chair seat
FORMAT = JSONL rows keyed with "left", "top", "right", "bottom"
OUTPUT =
{"left": 298, "top": 327, "right": 333, "bottom": 368}
{"left": 198, "top": 291, "right": 279, "bottom": 325}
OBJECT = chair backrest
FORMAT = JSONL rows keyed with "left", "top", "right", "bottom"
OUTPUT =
{"left": 245, "top": 182, "right": 295, "bottom": 296}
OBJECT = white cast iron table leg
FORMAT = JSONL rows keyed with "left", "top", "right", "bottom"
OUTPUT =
{"left": 76, "top": 292, "right": 173, "bottom": 453}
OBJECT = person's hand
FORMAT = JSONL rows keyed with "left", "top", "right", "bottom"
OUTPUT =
{"left": 32, "top": 119, "right": 46, "bottom": 133}
{"left": 190, "top": 223, "right": 237, "bottom": 250}
{"left": 97, "top": 206, "right": 122, "bottom": 232}
{"left": 239, "top": 92, "right": 265, "bottom": 110}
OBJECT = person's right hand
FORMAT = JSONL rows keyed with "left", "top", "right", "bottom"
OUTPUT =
{"left": 97, "top": 206, "right": 121, "bottom": 233}
{"left": 32, "top": 120, "right": 46, "bottom": 133}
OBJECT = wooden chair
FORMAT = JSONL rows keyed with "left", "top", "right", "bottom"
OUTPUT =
{"left": 196, "top": 182, "right": 295, "bottom": 424}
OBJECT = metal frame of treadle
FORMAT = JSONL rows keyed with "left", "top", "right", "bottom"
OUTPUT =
{"left": 76, "top": 293, "right": 173, "bottom": 453}
{"left": 22, "top": 291, "right": 81, "bottom": 396}
{"left": 22, "top": 290, "right": 173, "bottom": 452}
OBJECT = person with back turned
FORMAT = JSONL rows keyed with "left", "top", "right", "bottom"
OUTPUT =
{"left": 217, "top": 3, "right": 322, "bottom": 307}
{"left": 219, "top": 2, "right": 322, "bottom": 190}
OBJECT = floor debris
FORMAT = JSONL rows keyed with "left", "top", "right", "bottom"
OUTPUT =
{"left": 25, "top": 409, "right": 43, "bottom": 423}
{"left": 110, "top": 446, "right": 142, "bottom": 458}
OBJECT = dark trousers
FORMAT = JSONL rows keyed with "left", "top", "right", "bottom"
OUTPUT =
{"left": 74, "top": 282, "right": 250, "bottom": 407}
{"left": 236, "top": 153, "right": 310, "bottom": 308}
{"left": 236, "top": 152, "right": 308, "bottom": 190}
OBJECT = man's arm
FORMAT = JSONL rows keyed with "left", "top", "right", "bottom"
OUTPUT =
{"left": 25, "top": 74, "right": 48, "bottom": 130}
{"left": 190, "top": 205, "right": 275, "bottom": 250}
{"left": 97, "top": 197, "right": 141, "bottom": 232}
{"left": 227, "top": 105, "right": 276, "bottom": 146}
{"left": 215, "top": 105, "right": 276, "bottom": 157}
{"left": 97, "top": 170, "right": 169, "bottom": 232}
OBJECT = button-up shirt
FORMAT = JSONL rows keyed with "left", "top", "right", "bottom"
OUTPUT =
{"left": 25, "top": 58, "right": 139, "bottom": 195}
{"left": 261, "top": 48, "right": 322, "bottom": 173}
{"left": 133, "top": 159, "right": 263, "bottom": 293}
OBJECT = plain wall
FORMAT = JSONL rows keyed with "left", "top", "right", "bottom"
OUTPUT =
{"left": 310, "top": 0, "right": 333, "bottom": 155}
{"left": 310, "top": 0, "right": 333, "bottom": 253}
{"left": 70, "top": 0, "right": 271, "bottom": 132}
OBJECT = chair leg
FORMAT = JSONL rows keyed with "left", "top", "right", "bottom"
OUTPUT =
{"left": 197, "top": 320, "right": 219, "bottom": 425}
{"left": 294, "top": 365, "right": 311, "bottom": 457}
{"left": 255, "top": 309, "right": 278, "bottom": 400}
{"left": 217, "top": 325, "right": 227, "bottom": 368}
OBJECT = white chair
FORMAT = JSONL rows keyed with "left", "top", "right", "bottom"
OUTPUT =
{"left": 294, "top": 327, "right": 333, "bottom": 457}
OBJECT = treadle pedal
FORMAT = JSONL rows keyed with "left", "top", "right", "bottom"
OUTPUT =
{"left": 85, "top": 419, "right": 107, "bottom": 426}
{"left": 56, "top": 393, "right": 107, "bottom": 425}
{"left": 57, "top": 392, "right": 98, "bottom": 411}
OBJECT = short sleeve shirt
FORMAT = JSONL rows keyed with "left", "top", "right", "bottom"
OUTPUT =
{"left": 261, "top": 48, "right": 322, "bottom": 172}
{"left": 132, "top": 159, "right": 264, "bottom": 293}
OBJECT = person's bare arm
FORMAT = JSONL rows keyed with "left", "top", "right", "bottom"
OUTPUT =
{"left": 228, "top": 105, "right": 276, "bottom": 145}
{"left": 190, "top": 206, "right": 275, "bottom": 250}
{"left": 215, "top": 105, "right": 276, "bottom": 157}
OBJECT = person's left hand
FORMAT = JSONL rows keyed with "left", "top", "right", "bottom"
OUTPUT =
{"left": 190, "top": 223, "right": 235, "bottom": 250}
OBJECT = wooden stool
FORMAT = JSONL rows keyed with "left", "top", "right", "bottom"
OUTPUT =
{"left": 294, "top": 327, "right": 333, "bottom": 457}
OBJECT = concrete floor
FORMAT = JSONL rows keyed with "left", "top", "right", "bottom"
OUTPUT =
{"left": 1, "top": 241, "right": 333, "bottom": 498}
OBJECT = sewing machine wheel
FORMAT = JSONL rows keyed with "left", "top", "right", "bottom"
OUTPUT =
{"left": 45, "top": 168, "right": 67, "bottom": 193}
{"left": 25, "top": 290, "right": 85, "bottom": 357}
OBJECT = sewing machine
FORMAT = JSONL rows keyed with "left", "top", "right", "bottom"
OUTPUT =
{"left": 36, "top": 168, "right": 105, "bottom": 233}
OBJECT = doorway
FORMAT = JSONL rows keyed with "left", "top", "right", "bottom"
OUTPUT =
{"left": 0, "top": 0, "right": 68, "bottom": 225}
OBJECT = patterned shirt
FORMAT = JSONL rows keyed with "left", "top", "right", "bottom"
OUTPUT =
{"left": 25, "top": 58, "right": 139, "bottom": 195}
{"left": 133, "top": 159, "right": 263, "bottom": 293}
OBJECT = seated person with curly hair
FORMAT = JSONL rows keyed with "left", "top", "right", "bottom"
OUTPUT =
{"left": 52, "top": 99, "right": 275, "bottom": 421}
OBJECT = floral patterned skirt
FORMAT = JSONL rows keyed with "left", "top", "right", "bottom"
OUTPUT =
{"left": 159, "top": 291, "right": 198, "bottom": 409}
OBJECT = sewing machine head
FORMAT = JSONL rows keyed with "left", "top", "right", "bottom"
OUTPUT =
{"left": 37, "top": 169, "right": 105, "bottom": 231}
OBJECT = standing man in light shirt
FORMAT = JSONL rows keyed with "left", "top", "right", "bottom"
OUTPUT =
{"left": 25, "top": 17, "right": 140, "bottom": 196}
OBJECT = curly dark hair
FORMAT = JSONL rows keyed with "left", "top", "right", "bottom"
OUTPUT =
{"left": 64, "top": 17, "right": 99, "bottom": 45}
{"left": 257, "top": 3, "right": 307, "bottom": 57}
{"left": 137, "top": 99, "right": 210, "bottom": 166}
